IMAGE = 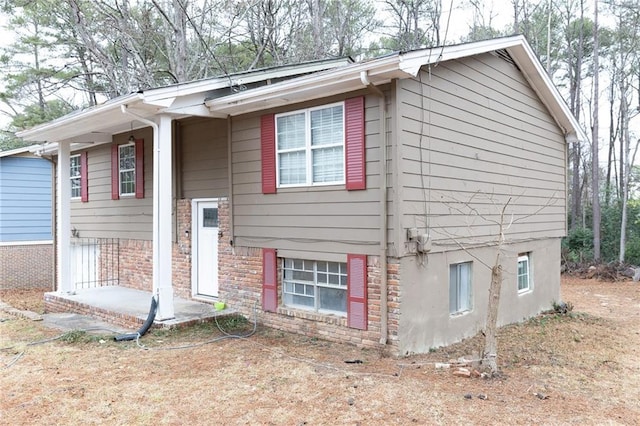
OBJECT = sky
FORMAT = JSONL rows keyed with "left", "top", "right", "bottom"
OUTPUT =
{"left": 0, "top": 1, "right": 637, "bottom": 146}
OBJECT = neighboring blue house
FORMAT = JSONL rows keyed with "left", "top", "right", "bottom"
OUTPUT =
{"left": 0, "top": 146, "right": 54, "bottom": 289}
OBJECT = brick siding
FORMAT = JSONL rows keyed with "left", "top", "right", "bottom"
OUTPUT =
{"left": 217, "top": 199, "right": 401, "bottom": 354}
{"left": 0, "top": 244, "right": 53, "bottom": 290}
{"left": 45, "top": 197, "right": 402, "bottom": 353}
{"left": 172, "top": 199, "right": 192, "bottom": 298}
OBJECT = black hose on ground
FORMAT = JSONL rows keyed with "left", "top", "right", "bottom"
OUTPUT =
{"left": 114, "top": 296, "right": 158, "bottom": 342}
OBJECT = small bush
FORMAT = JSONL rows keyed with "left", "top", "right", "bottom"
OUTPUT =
{"left": 552, "top": 300, "right": 574, "bottom": 315}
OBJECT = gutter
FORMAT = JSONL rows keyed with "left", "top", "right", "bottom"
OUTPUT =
{"left": 361, "top": 71, "right": 389, "bottom": 346}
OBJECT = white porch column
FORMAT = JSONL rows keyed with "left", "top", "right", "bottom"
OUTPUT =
{"left": 154, "top": 114, "right": 175, "bottom": 320}
{"left": 57, "top": 142, "right": 72, "bottom": 293}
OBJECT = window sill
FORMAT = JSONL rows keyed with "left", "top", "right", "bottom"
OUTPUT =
{"left": 277, "top": 306, "right": 347, "bottom": 326}
{"left": 276, "top": 184, "right": 345, "bottom": 193}
{"left": 450, "top": 310, "right": 471, "bottom": 318}
{"left": 518, "top": 289, "right": 532, "bottom": 295}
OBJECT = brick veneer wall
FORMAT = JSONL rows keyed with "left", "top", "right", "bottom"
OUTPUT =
{"left": 117, "top": 239, "right": 153, "bottom": 291}
{"left": 217, "top": 199, "right": 401, "bottom": 354}
{"left": 0, "top": 244, "right": 53, "bottom": 290}
{"left": 172, "top": 199, "right": 192, "bottom": 298}
{"left": 48, "top": 197, "right": 403, "bottom": 353}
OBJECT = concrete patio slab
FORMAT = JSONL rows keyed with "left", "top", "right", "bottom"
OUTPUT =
{"left": 44, "top": 286, "right": 236, "bottom": 330}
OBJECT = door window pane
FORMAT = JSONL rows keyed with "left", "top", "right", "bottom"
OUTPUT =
{"left": 203, "top": 208, "right": 218, "bottom": 228}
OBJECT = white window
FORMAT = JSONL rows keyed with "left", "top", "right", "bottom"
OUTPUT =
{"left": 450, "top": 262, "right": 472, "bottom": 315}
{"left": 118, "top": 143, "right": 136, "bottom": 196}
{"left": 282, "top": 259, "right": 347, "bottom": 315}
{"left": 70, "top": 154, "right": 81, "bottom": 199}
{"left": 276, "top": 103, "right": 345, "bottom": 187}
{"left": 517, "top": 253, "right": 531, "bottom": 293}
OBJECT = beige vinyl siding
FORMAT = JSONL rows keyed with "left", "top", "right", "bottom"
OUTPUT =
{"left": 231, "top": 91, "right": 392, "bottom": 256}
{"left": 179, "top": 117, "right": 228, "bottom": 199}
{"left": 71, "top": 128, "right": 153, "bottom": 240}
{"left": 397, "top": 53, "right": 567, "bottom": 253}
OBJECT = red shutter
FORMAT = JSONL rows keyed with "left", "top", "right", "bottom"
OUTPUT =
{"left": 80, "top": 151, "right": 88, "bottom": 202}
{"left": 345, "top": 96, "right": 366, "bottom": 190}
{"left": 111, "top": 144, "right": 119, "bottom": 200}
{"left": 262, "top": 248, "right": 278, "bottom": 312}
{"left": 135, "top": 139, "right": 144, "bottom": 199}
{"left": 347, "top": 254, "right": 368, "bottom": 330}
{"left": 261, "top": 114, "right": 276, "bottom": 194}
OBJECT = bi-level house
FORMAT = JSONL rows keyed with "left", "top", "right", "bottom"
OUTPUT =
{"left": 18, "top": 36, "right": 585, "bottom": 355}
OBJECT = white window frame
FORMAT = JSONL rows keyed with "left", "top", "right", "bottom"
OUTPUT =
{"left": 517, "top": 253, "right": 532, "bottom": 293}
{"left": 449, "top": 262, "right": 472, "bottom": 315}
{"left": 118, "top": 143, "right": 136, "bottom": 197}
{"left": 282, "top": 258, "right": 348, "bottom": 315}
{"left": 275, "top": 102, "right": 345, "bottom": 188}
{"left": 70, "top": 154, "right": 81, "bottom": 199}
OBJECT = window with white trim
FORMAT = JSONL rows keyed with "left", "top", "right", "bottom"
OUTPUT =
{"left": 118, "top": 143, "right": 136, "bottom": 196}
{"left": 449, "top": 262, "right": 472, "bottom": 315}
{"left": 276, "top": 102, "right": 345, "bottom": 187}
{"left": 282, "top": 258, "right": 347, "bottom": 315}
{"left": 70, "top": 154, "right": 81, "bottom": 199}
{"left": 517, "top": 253, "right": 531, "bottom": 293}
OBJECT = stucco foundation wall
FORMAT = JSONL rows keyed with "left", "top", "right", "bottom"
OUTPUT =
{"left": 397, "top": 238, "right": 561, "bottom": 355}
{"left": 0, "top": 243, "right": 53, "bottom": 289}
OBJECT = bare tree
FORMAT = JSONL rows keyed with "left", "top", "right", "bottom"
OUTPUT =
{"left": 434, "top": 191, "right": 558, "bottom": 375}
{"left": 381, "top": 0, "right": 443, "bottom": 50}
{"left": 592, "top": 0, "right": 601, "bottom": 261}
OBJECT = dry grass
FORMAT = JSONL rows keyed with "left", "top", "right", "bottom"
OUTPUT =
{"left": 1, "top": 277, "right": 639, "bottom": 425}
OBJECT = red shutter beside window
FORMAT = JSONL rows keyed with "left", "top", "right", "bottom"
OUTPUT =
{"left": 262, "top": 248, "right": 278, "bottom": 312}
{"left": 347, "top": 254, "right": 368, "bottom": 330}
{"left": 345, "top": 96, "right": 366, "bottom": 190}
{"left": 80, "top": 151, "right": 88, "bottom": 202}
{"left": 261, "top": 114, "right": 276, "bottom": 194}
{"left": 135, "top": 139, "right": 144, "bottom": 199}
{"left": 111, "top": 144, "right": 119, "bottom": 200}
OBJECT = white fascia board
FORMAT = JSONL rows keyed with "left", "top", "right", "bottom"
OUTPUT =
{"left": 16, "top": 93, "right": 145, "bottom": 142}
{"left": 399, "top": 35, "right": 527, "bottom": 75}
{"left": 0, "top": 144, "right": 41, "bottom": 157}
{"left": 29, "top": 141, "right": 106, "bottom": 156}
{"left": 207, "top": 38, "right": 532, "bottom": 116}
{"left": 207, "top": 55, "right": 405, "bottom": 116}
{"left": 505, "top": 41, "right": 588, "bottom": 143}
{"left": 401, "top": 35, "right": 587, "bottom": 142}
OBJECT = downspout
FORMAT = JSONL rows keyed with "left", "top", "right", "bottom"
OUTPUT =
{"left": 120, "top": 105, "right": 160, "bottom": 299}
{"left": 227, "top": 116, "right": 234, "bottom": 247}
{"left": 361, "top": 71, "right": 388, "bottom": 345}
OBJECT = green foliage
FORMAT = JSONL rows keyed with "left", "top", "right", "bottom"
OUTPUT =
{"left": 11, "top": 99, "right": 74, "bottom": 130}
{"left": 566, "top": 200, "right": 640, "bottom": 265}
{"left": 562, "top": 226, "right": 593, "bottom": 263}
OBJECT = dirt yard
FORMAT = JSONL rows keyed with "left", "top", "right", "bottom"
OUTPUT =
{"left": 1, "top": 276, "right": 639, "bottom": 425}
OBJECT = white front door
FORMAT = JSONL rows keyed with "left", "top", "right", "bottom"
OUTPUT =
{"left": 193, "top": 200, "right": 219, "bottom": 298}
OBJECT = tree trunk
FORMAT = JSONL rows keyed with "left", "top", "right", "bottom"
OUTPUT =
{"left": 591, "top": 0, "right": 601, "bottom": 261}
{"left": 483, "top": 264, "right": 503, "bottom": 375}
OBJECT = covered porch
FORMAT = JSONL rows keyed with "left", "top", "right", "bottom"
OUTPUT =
{"left": 44, "top": 286, "right": 236, "bottom": 331}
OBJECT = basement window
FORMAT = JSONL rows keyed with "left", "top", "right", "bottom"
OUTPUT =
{"left": 450, "top": 262, "right": 472, "bottom": 315}
{"left": 517, "top": 253, "right": 532, "bottom": 293}
{"left": 282, "top": 258, "right": 347, "bottom": 315}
